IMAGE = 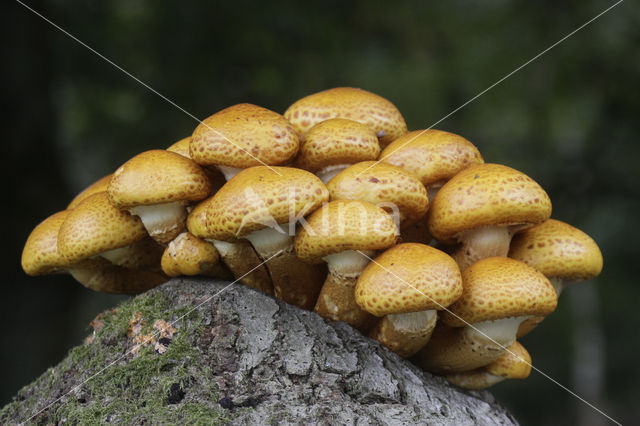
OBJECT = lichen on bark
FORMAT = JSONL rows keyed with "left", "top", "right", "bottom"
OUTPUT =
{"left": 1, "top": 278, "right": 518, "bottom": 425}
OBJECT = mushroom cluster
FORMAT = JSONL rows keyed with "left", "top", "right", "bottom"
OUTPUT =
{"left": 21, "top": 87, "right": 603, "bottom": 390}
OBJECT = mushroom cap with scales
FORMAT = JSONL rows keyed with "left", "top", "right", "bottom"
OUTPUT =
{"left": 22, "top": 210, "right": 73, "bottom": 275}
{"left": 327, "top": 161, "right": 429, "bottom": 228}
{"left": 190, "top": 103, "right": 299, "bottom": 169}
{"left": 440, "top": 257, "right": 558, "bottom": 327}
{"left": 294, "top": 199, "right": 399, "bottom": 264}
{"left": 509, "top": 218, "right": 603, "bottom": 281}
{"left": 108, "top": 149, "right": 212, "bottom": 209}
{"left": 205, "top": 166, "right": 329, "bottom": 240}
{"left": 294, "top": 118, "right": 380, "bottom": 174}
{"left": 428, "top": 163, "right": 552, "bottom": 242}
{"left": 380, "top": 129, "right": 484, "bottom": 188}
{"left": 284, "top": 87, "right": 407, "bottom": 147}
{"left": 67, "top": 174, "right": 112, "bottom": 209}
{"left": 356, "top": 243, "right": 462, "bottom": 317}
{"left": 57, "top": 192, "right": 149, "bottom": 265}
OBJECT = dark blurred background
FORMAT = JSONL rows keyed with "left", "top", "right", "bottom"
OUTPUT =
{"left": 2, "top": 1, "right": 637, "bottom": 424}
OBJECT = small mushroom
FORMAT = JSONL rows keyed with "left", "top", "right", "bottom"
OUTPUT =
{"left": 161, "top": 232, "right": 231, "bottom": 278}
{"left": 23, "top": 208, "right": 166, "bottom": 294}
{"left": 294, "top": 200, "right": 399, "bottom": 331}
{"left": 379, "top": 129, "right": 484, "bottom": 201}
{"left": 284, "top": 87, "right": 408, "bottom": 147}
{"left": 294, "top": 118, "right": 380, "bottom": 183}
{"left": 205, "top": 166, "right": 329, "bottom": 310}
{"left": 327, "top": 161, "right": 429, "bottom": 229}
{"left": 190, "top": 103, "right": 299, "bottom": 180}
{"left": 509, "top": 218, "right": 603, "bottom": 337}
{"left": 67, "top": 174, "right": 112, "bottom": 209}
{"left": 412, "top": 257, "right": 557, "bottom": 373}
{"left": 108, "top": 150, "right": 212, "bottom": 244}
{"left": 186, "top": 198, "right": 274, "bottom": 295}
{"left": 355, "top": 243, "right": 462, "bottom": 358}
{"left": 428, "top": 163, "right": 552, "bottom": 270}
{"left": 167, "top": 136, "right": 227, "bottom": 191}
{"left": 442, "top": 341, "right": 532, "bottom": 390}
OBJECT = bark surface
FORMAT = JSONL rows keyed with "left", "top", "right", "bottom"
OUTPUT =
{"left": 1, "top": 278, "right": 518, "bottom": 425}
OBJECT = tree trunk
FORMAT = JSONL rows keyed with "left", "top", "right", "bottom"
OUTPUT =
{"left": 1, "top": 278, "right": 517, "bottom": 425}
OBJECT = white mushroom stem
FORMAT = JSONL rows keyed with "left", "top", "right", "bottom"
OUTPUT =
{"left": 129, "top": 202, "right": 187, "bottom": 245}
{"left": 453, "top": 226, "right": 513, "bottom": 271}
{"left": 412, "top": 316, "right": 529, "bottom": 373}
{"left": 244, "top": 225, "right": 326, "bottom": 310}
{"left": 216, "top": 165, "right": 243, "bottom": 181}
{"left": 549, "top": 276, "right": 565, "bottom": 295}
{"left": 314, "top": 250, "right": 377, "bottom": 331}
{"left": 97, "top": 237, "right": 164, "bottom": 270}
{"left": 209, "top": 239, "right": 274, "bottom": 295}
{"left": 99, "top": 246, "right": 135, "bottom": 266}
{"left": 316, "top": 164, "right": 350, "bottom": 184}
{"left": 369, "top": 309, "right": 438, "bottom": 358}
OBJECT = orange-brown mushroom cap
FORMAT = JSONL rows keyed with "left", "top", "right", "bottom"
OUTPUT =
{"left": 485, "top": 340, "right": 532, "bottom": 379}
{"left": 190, "top": 103, "right": 299, "bottom": 169}
{"left": 428, "top": 163, "right": 552, "bottom": 242}
{"left": 161, "top": 232, "right": 220, "bottom": 277}
{"left": 440, "top": 257, "right": 557, "bottom": 327}
{"left": 327, "top": 161, "right": 429, "bottom": 227}
{"left": 356, "top": 243, "right": 462, "bottom": 316}
{"left": 509, "top": 219, "right": 603, "bottom": 280}
{"left": 284, "top": 87, "right": 407, "bottom": 147}
{"left": 108, "top": 150, "right": 211, "bottom": 208}
{"left": 379, "top": 129, "right": 484, "bottom": 187}
{"left": 68, "top": 174, "right": 112, "bottom": 209}
{"left": 206, "top": 166, "right": 329, "bottom": 240}
{"left": 22, "top": 210, "right": 71, "bottom": 275}
{"left": 58, "top": 192, "right": 148, "bottom": 265}
{"left": 294, "top": 200, "right": 399, "bottom": 264}
{"left": 294, "top": 118, "right": 380, "bottom": 173}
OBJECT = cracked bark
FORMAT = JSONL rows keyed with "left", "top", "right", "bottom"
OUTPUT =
{"left": 1, "top": 278, "right": 518, "bottom": 425}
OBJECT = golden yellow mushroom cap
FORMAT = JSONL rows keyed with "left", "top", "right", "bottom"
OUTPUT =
{"left": 428, "top": 163, "right": 552, "bottom": 242}
{"left": 356, "top": 243, "right": 462, "bottom": 316}
{"left": 108, "top": 150, "right": 211, "bottom": 208}
{"left": 327, "top": 161, "right": 429, "bottom": 227}
{"left": 295, "top": 118, "right": 380, "bottom": 172}
{"left": 294, "top": 199, "right": 398, "bottom": 264}
{"left": 284, "top": 87, "right": 407, "bottom": 147}
{"left": 441, "top": 257, "right": 557, "bottom": 326}
{"left": 166, "top": 137, "right": 192, "bottom": 159}
{"left": 206, "top": 166, "right": 329, "bottom": 240}
{"left": 509, "top": 219, "right": 603, "bottom": 280}
{"left": 486, "top": 340, "right": 532, "bottom": 379}
{"left": 161, "top": 232, "right": 220, "bottom": 277}
{"left": 22, "top": 210, "right": 71, "bottom": 275}
{"left": 190, "top": 103, "right": 299, "bottom": 169}
{"left": 58, "top": 192, "right": 148, "bottom": 265}
{"left": 379, "top": 129, "right": 483, "bottom": 187}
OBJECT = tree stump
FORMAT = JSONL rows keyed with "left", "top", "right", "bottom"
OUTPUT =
{"left": 1, "top": 278, "right": 518, "bottom": 425}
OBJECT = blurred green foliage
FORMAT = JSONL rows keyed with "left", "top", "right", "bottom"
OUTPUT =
{"left": 2, "top": 0, "right": 638, "bottom": 424}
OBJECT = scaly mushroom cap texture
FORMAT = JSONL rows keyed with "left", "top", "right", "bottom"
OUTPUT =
{"left": 108, "top": 150, "right": 211, "bottom": 208}
{"left": 67, "top": 174, "right": 112, "bottom": 209}
{"left": 186, "top": 199, "right": 211, "bottom": 239}
{"left": 22, "top": 210, "right": 71, "bottom": 275}
{"left": 161, "top": 232, "right": 220, "bottom": 277}
{"left": 190, "top": 103, "right": 299, "bottom": 168}
{"left": 509, "top": 219, "right": 603, "bottom": 280}
{"left": 206, "top": 166, "right": 329, "bottom": 240}
{"left": 166, "top": 137, "right": 192, "bottom": 159}
{"left": 294, "top": 118, "right": 380, "bottom": 172}
{"left": 327, "top": 161, "right": 429, "bottom": 227}
{"left": 428, "top": 163, "right": 552, "bottom": 242}
{"left": 284, "top": 87, "right": 407, "bottom": 147}
{"left": 58, "top": 192, "right": 148, "bottom": 265}
{"left": 294, "top": 199, "right": 399, "bottom": 264}
{"left": 485, "top": 340, "right": 532, "bottom": 379}
{"left": 379, "top": 129, "right": 484, "bottom": 187}
{"left": 440, "top": 257, "right": 557, "bottom": 327}
{"left": 355, "top": 243, "right": 462, "bottom": 316}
